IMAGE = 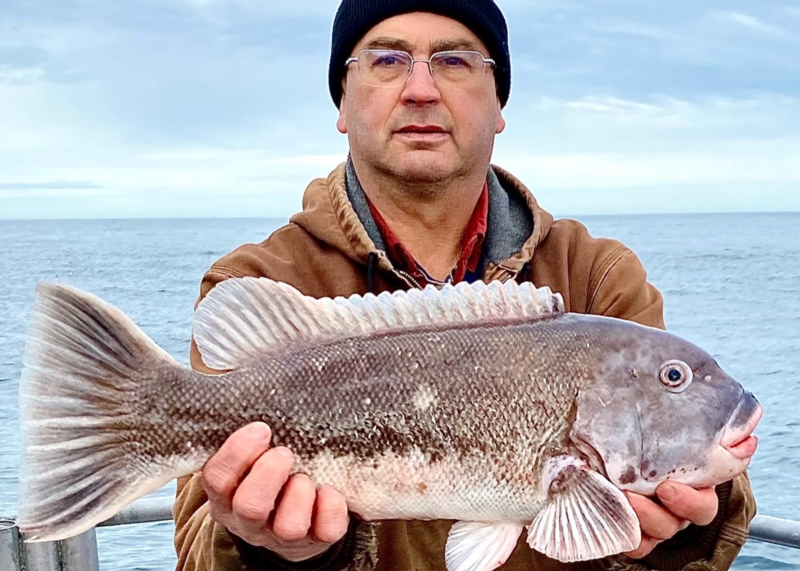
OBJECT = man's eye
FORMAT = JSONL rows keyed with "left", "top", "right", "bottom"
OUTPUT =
{"left": 441, "top": 56, "right": 469, "bottom": 67}
{"left": 374, "top": 56, "right": 403, "bottom": 67}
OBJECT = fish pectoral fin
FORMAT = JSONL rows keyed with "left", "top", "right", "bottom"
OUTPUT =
{"left": 527, "top": 456, "right": 640, "bottom": 562}
{"left": 445, "top": 521, "right": 524, "bottom": 571}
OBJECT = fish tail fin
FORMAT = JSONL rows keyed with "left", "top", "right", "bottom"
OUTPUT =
{"left": 18, "top": 283, "right": 182, "bottom": 541}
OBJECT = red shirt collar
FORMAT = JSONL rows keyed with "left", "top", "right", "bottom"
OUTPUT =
{"left": 367, "top": 183, "right": 489, "bottom": 287}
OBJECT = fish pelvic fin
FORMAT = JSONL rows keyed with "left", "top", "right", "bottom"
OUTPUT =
{"left": 445, "top": 521, "right": 525, "bottom": 571}
{"left": 194, "top": 277, "right": 565, "bottom": 370}
{"left": 527, "top": 456, "right": 640, "bottom": 562}
{"left": 18, "top": 283, "right": 182, "bottom": 542}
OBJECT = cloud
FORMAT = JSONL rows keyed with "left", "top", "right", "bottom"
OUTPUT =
{"left": 259, "top": 154, "right": 348, "bottom": 167}
{"left": 0, "top": 181, "right": 107, "bottom": 200}
{"left": 0, "top": 181, "right": 102, "bottom": 189}
{"left": 497, "top": 144, "right": 800, "bottom": 191}
{"left": 494, "top": 92, "right": 800, "bottom": 215}
{"left": 0, "top": 0, "right": 797, "bottom": 218}
{"left": 586, "top": 21, "right": 674, "bottom": 41}
{"left": 561, "top": 96, "right": 670, "bottom": 115}
{"left": 176, "top": 0, "right": 339, "bottom": 19}
{"left": 719, "top": 11, "right": 789, "bottom": 37}
{"left": 502, "top": 94, "right": 800, "bottom": 153}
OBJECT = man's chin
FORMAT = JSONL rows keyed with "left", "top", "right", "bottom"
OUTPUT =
{"left": 385, "top": 154, "right": 459, "bottom": 184}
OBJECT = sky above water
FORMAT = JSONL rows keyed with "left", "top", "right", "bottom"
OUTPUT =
{"left": 1, "top": 0, "right": 798, "bottom": 219}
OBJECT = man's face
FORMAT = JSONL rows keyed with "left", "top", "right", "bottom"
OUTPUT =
{"left": 337, "top": 12, "right": 506, "bottom": 188}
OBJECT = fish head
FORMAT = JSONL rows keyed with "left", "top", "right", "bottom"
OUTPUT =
{"left": 569, "top": 322, "right": 762, "bottom": 495}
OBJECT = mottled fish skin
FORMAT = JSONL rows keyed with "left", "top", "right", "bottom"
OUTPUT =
{"left": 18, "top": 278, "right": 760, "bottom": 556}
{"left": 135, "top": 312, "right": 742, "bottom": 523}
{"left": 146, "top": 316, "right": 588, "bottom": 522}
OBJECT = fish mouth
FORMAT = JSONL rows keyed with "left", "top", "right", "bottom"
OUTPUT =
{"left": 720, "top": 392, "right": 763, "bottom": 460}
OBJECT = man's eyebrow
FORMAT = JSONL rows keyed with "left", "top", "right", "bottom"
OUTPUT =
{"left": 358, "top": 37, "right": 485, "bottom": 55}
{"left": 360, "top": 37, "right": 414, "bottom": 52}
{"left": 430, "top": 38, "right": 483, "bottom": 53}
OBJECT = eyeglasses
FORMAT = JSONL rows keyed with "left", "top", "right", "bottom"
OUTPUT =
{"left": 344, "top": 50, "right": 496, "bottom": 88}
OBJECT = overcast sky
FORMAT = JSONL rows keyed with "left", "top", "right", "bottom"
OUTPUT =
{"left": 1, "top": 0, "right": 798, "bottom": 219}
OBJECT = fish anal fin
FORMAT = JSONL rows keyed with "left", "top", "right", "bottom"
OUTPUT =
{"left": 445, "top": 521, "right": 524, "bottom": 571}
{"left": 527, "top": 456, "right": 640, "bottom": 562}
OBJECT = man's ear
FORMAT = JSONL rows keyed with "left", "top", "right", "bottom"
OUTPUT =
{"left": 336, "top": 79, "right": 348, "bottom": 134}
{"left": 495, "top": 98, "right": 506, "bottom": 135}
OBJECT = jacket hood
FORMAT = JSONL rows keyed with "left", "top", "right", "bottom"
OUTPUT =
{"left": 289, "top": 163, "right": 554, "bottom": 279}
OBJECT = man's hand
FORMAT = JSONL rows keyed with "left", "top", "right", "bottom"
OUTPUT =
{"left": 201, "top": 422, "right": 350, "bottom": 562}
{"left": 624, "top": 482, "right": 719, "bottom": 559}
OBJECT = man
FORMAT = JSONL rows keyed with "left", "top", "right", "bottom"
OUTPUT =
{"left": 174, "top": 1, "right": 756, "bottom": 570}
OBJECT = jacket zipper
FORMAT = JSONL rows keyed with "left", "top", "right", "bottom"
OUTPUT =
{"left": 396, "top": 268, "right": 518, "bottom": 289}
{"left": 395, "top": 270, "right": 424, "bottom": 290}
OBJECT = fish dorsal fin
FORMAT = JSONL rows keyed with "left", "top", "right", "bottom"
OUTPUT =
{"left": 193, "top": 277, "right": 564, "bottom": 371}
{"left": 527, "top": 456, "right": 640, "bottom": 562}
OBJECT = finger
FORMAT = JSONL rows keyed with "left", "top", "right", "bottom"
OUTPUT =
{"left": 202, "top": 423, "right": 272, "bottom": 511}
{"left": 313, "top": 485, "right": 350, "bottom": 544}
{"left": 624, "top": 535, "right": 661, "bottom": 559}
{"left": 657, "top": 483, "right": 718, "bottom": 526}
{"left": 271, "top": 474, "right": 317, "bottom": 542}
{"left": 231, "top": 446, "right": 296, "bottom": 527}
{"left": 626, "top": 492, "right": 684, "bottom": 541}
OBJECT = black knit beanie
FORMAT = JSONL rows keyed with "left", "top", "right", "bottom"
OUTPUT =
{"left": 329, "top": 0, "right": 511, "bottom": 109}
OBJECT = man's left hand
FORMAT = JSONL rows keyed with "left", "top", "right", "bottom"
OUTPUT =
{"left": 624, "top": 482, "right": 719, "bottom": 559}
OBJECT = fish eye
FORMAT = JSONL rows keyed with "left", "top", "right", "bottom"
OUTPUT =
{"left": 659, "top": 360, "right": 693, "bottom": 393}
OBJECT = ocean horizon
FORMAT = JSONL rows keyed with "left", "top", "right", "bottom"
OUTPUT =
{"left": 1, "top": 209, "right": 799, "bottom": 223}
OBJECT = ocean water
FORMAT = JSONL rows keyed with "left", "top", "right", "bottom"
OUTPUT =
{"left": 0, "top": 213, "right": 798, "bottom": 570}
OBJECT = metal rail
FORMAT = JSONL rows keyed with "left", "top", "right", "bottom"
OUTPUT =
{"left": 751, "top": 515, "right": 800, "bottom": 550}
{"left": 2, "top": 498, "right": 800, "bottom": 570}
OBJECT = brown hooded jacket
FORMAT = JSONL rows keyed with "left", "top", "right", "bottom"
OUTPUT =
{"left": 174, "top": 164, "right": 756, "bottom": 571}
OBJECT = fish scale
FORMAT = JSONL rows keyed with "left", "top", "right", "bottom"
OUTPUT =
{"left": 125, "top": 319, "right": 590, "bottom": 525}
{"left": 17, "top": 278, "right": 761, "bottom": 571}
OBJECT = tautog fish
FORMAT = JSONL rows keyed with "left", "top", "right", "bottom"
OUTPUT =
{"left": 17, "top": 278, "right": 761, "bottom": 571}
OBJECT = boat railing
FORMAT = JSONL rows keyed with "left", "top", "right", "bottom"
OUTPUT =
{"left": 2, "top": 497, "right": 800, "bottom": 570}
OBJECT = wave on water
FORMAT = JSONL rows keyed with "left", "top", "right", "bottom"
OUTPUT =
{"left": 734, "top": 555, "right": 799, "bottom": 570}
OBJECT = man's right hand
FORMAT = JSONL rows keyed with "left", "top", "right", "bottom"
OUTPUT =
{"left": 201, "top": 422, "right": 350, "bottom": 562}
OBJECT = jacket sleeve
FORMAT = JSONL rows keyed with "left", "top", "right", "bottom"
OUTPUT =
{"left": 587, "top": 247, "right": 757, "bottom": 571}
{"left": 173, "top": 266, "right": 370, "bottom": 571}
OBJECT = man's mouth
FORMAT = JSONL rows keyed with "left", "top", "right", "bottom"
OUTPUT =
{"left": 397, "top": 125, "right": 447, "bottom": 133}
{"left": 395, "top": 125, "right": 450, "bottom": 140}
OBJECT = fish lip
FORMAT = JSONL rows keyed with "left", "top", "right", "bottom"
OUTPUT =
{"left": 724, "top": 435, "right": 759, "bottom": 460}
{"left": 720, "top": 399, "right": 763, "bottom": 459}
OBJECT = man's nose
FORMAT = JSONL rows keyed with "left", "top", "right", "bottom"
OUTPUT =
{"left": 400, "top": 60, "right": 442, "bottom": 105}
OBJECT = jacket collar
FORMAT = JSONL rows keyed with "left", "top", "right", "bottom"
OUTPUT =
{"left": 289, "top": 161, "right": 553, "bottom": 285}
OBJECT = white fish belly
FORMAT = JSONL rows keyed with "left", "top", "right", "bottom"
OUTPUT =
{"left": 297, "top": 448, "right": 547, "bottom": 523}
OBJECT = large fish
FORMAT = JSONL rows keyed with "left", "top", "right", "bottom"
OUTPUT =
{"left": 18, "top": 278, "right": 761, "bottom": 571}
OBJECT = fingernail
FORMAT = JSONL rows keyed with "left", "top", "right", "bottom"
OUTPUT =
{"left": 247, "top": 422, "right": 271, "bottom": 440}
{"left": 275, "top": 447, "right": 294, "bottom": 459}
{"left": 658, "top": 484, "right": 676, "bottom": 501}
